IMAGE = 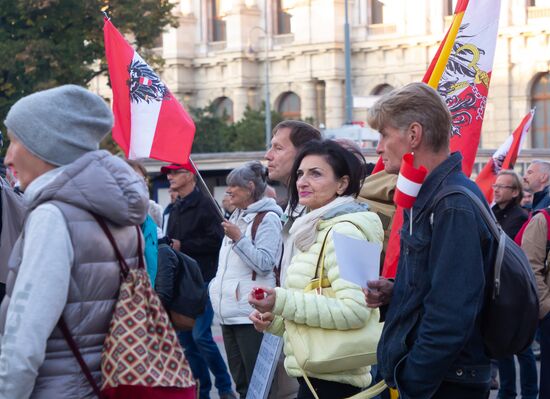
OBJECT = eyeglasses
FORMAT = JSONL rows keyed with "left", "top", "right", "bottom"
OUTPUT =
{"left": 492, "top": 184, "right": 515, "bottom": 190}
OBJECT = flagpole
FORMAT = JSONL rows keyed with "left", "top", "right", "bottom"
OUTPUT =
{"left": 189, "top": 158, "right": 225, "bottom": 221}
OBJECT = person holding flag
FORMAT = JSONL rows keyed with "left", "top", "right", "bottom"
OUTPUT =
{"left": 366, "top": 82, "right": 497, "bottom": 398}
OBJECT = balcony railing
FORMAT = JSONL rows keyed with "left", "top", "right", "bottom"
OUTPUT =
{"left": 273, "top": 33, "right": 294, "bottom": 47}
{"left": 367, "top": 23, "right": 397, "bottom": 36}
{"left": 528, "top": 6, "right": 550, "bottom": 19}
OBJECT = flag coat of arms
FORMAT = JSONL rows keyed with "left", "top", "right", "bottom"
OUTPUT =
{"left": 104, "top": 18, "right": 195, "bottom": 164}
{"left": 475, "top": 109, "right": 535, "bottom": 202}
{"left": 424, "top": 0, "right": 501, "bottom": 177}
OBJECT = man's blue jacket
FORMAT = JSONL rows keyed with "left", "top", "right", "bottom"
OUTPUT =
{"left": 377, "top": 152, "right": 497, "bottom": 398}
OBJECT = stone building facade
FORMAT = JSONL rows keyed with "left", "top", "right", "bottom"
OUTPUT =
{"left": 97, "top": 0, "right": 550, "bottom": 150}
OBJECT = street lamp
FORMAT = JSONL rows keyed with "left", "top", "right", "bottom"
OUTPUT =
{"left": 344, "top": 0, "right": 353, "bottom": 125}
{"left": 249, "top": 1, "right": 271, "bottom": 150}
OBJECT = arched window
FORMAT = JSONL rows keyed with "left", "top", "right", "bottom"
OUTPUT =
{"left": 213, "top": 96, "right": 234, "bottom": 122}
{"left": 370, "top": 84, "right": 394, "bottom": 95}
{"left": 531, "top": 73, "right": 550, "bottom": 148}
{"left": 277, "top": 92, "right": 301, "bottom": 120}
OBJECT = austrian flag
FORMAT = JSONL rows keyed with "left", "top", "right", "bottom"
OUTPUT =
{"left": 103, "top": 18, "right": 195, "bottom": 164}
{"left": 394, "top": 153, "right": 428, "bottom": 209}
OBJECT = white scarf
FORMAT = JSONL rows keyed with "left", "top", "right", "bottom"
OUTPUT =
{"left": 289, "top": 196, "right": 355, "bottom": 252}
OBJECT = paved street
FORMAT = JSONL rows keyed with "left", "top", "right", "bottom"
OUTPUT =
{"left": 206, "top": 318, "right": 540, "bottom": 399}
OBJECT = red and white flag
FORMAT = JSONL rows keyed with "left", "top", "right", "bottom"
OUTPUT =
{"left": 103, "top": 18, "right": 195, "bottom": 164}
{"left": 475, "top": 109, "right": 535, "bottom": 202}
{"left": 394, "top": 153, "right": 428, "bottom": 209}
{"left": 381, "top": 0, "right": 501, "bottom": 278}
{"left": 423, "top": 0, "right": 500, "bottom": 177}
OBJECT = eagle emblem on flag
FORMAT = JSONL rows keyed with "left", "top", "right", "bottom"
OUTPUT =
{"left": 437, "top": 26, "right": 489, "bottom": 139}
{"left": 128, "top": 58, "right": 169, "bottom": 104}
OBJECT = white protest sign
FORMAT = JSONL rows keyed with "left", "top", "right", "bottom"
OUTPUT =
{"left": 333, "top": 231, "right": 381, "bottom": 288}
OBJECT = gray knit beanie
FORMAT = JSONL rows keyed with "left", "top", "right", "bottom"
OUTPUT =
{"left": 4, "top": 85, "right": 114, "bottom": 166}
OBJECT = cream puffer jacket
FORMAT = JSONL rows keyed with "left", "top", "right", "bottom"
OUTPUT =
{"left": 210, "top": 197, "right": 283, "bottom": 325}
{"left": 267, "top": 207, "right": 383, "bottom": 388}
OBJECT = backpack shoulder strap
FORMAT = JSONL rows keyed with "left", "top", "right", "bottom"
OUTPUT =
{"left": 250, "top": 211, "right": 269, "bottom": 281}
{"left": 58, "top": 216, "right": 143, "bottom": 399}
{"left": 251, "top": 211, "right": 269, "bottom": 242}
{"left": 538, "top": 208, "right": 550, "bottom": 240}
{"left": 429, "top": 185, "right": 507, "bottom": 298}
{"left": 58, "top": 317, "right": 103, "bottom": 398}
{"left": 428, "top": 185, "right": 500, "bottom": 238}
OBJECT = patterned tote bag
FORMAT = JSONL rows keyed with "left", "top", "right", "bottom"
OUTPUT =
{"left": 60, "top": 215, "right": 196, "bottom": 399}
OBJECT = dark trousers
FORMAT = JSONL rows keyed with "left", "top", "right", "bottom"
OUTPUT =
{"left": 221, "top": 324, "right": 264, "bottom": 399}
{"left": 177, "top": 292, "right": 233, "bottom": 399}
{"left": 540, "top": 312, "right": 550, "bottom": 398}
{"left": 296, "top": 377, "right": 362, "bottom": 399}
{"left": 497, "top": 346, "right": 538, "bottom": 399}
{"left": 431, "top": 381, "right": 489, "bottom": 399}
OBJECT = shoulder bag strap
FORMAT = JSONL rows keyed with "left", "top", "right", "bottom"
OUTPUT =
{"left": 58, "top": 215, "right": 144, "bottom": 398}
{"left": 58, "top": 317, "right": 103, "bottom": 398}
{"left": 250, "top": 211, "right": 269, "bottom": 281}
{"left": 91, "top": 213, "right": 145, "bottom": 278}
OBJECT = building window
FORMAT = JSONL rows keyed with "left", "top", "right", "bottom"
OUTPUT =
{"left": 210, "top": 0, "right": 226, "bottom": 42}
{"left": 277, "top": 92, "right": 301, "bottom": 120}
{"left": 531, "top": 73, "right": 550, "bottom": 148}
{"left": 371, "top": 83, "right": 394, "bottom": 95}
{"left": 368, "top": 0, "right": 384, "bottom": 24}
{"left": 276, "top": 0, "right": 291, "bottom": 35}
{"left": 213, "top": 96, "right": 234, "bottom": 123}
{"left": 444, "top": 0, "right": 456, "bottom": 16}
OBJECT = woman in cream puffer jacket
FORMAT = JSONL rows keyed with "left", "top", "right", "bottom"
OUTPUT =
{"left": 249, "top": 140, "right": 383, "bottom": 399}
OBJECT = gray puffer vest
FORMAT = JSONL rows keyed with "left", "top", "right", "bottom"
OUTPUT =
{"left": 0, "top": 151, "right": 149, "bottom": 398}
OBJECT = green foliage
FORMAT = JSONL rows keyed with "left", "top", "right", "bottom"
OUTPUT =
{"left": 0, "top": 0, "right": 177, "bottom": 141}
{"left": 191, "top": 103, "right": 285, "bottom": 153}
{"left": 190, "top": 103, "right": 235, "bottom": 153}
{"left": 231, "top": 107, "right": 284, "bottom": 151}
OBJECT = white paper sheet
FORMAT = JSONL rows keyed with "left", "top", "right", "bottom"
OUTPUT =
{"left": 332, "top": 231, "right": 382, "bottom": 288}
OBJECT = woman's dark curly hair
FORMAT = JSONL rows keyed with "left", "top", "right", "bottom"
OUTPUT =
{"left": 288, "top": 139, "right": 364, "bottom": 214}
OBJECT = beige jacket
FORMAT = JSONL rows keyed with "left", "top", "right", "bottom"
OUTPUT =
{"left": 521, "top": 212, "right": 550, "bottom": 319}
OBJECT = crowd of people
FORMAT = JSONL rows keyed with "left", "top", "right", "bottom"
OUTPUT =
{"left": 0, "top": 82, "right": 548, "bottom": 399}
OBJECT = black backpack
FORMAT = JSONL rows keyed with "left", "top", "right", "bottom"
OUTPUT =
{"left": 157, "top": 244, "right": 207, "bottom": 330}
{"left": 429, "top": 185, "right": 539, "bottom": 359}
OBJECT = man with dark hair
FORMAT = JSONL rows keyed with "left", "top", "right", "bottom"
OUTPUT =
{"left": 264, "top": 120, "right": 320, "bottom": 399}
{"left": 491, "top": 170, "right": 537, "bottom": 399}
{"left": 366, "top": 82, "right": 496, "bottom": 398}
{"left": 161, "top": 163, "right": 235, "bottom": 399}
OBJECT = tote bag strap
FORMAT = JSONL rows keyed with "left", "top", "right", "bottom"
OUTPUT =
{"left": 58, "top": 215, "right": 143, "bottom": 399}
{"left": 300, "top": 221, "right": 388, "bottom": 398}
{"left": 301, "top": 371, "right": 388, "bottom": 399}
{"left": 58, "top": 317, "right": 103, "bottom": 398}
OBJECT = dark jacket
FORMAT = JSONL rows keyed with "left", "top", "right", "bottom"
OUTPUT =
{"left": 533, "top": 185, "right": 550, "bottom": 211}
{"left": 166, "top": 186, "right": 223, "bottom": 282}
{"left": 492, "top": 202, "right": 528, "bottom": 239}
{"left": 377, "top": 152, "right": 497, "bottom": 399}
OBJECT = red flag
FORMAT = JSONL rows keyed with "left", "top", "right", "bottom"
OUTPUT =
{"left": 475, "top": 109, "right": 535, "bottom": 202}
{"left": 103, "top": 18, "right": 195, "bottom": 164}
{"left": 381, "top": 0, "right": 501, "bottom": 278}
